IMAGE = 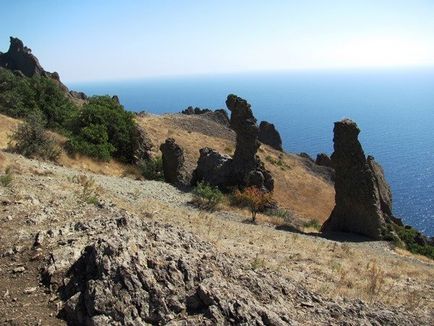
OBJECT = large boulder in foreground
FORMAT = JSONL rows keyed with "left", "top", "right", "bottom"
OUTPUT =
{"left": 258, "top": 121, "right": 283, "bottom": 151}
{"left": 160, "top": 138, "right": 187, "bottom": 187}
{"left": 321, "top": 119, "right": 397, "bottom": 240}
{"left": 192, "top": 95, "right": 274, "bottom": 192}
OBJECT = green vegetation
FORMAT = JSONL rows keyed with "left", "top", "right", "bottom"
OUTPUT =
{"left": 139, "top": 156, "right": 164, "bottom": 181}
{"left": 70, "top": 175, "right": 100, "bottom": 205}
{"left": 303, "top": 218, "right": 322, "bottom": 230}
{"left": 0, "top": 69, "right": 139, "bottom": 162}
{"left": 265, "top": 155, "right": 290, "bottom": 170}
{"left": 393, "top": 225, "right": 434, "bottom": 259}
{"left": 67, "top": 96, "right": 138, "bottom": 162}
{"left": 0, "top": 166, "right": 13, "bottom": 187}
{"left": 10, "top": 112, "right": 60, "bottom": 161}
{"left": 192, "top": 181, "right": 223, "bottom": 210}
{"left": 0, "top": 68, "right": 75, "bottom": 131}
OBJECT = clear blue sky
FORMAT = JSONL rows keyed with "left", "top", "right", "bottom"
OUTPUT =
{"left": 1, "top": 0, "right": 434, "bottom": 82}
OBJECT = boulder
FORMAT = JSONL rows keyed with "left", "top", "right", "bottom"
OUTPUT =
{"left": 192, "top": 95, "right": 273, "bottom": 192}
{"left": 160, "top": 138, "right": 187, "bottom": 187}
{"left": 315, "top": 153, "right": 333, "bottom": 168}
{"left": 321, "top": 119, "right": 396, "bottom": 240}
{"left": 258, "top": 121, "right": 283, "bottom": 151}
{"left": 132, "top": 125, "right": 153, "bottom": 163}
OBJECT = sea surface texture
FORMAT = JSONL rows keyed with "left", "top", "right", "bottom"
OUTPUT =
{"left": 71, "top": 68, "right": 434, "bottom": 236}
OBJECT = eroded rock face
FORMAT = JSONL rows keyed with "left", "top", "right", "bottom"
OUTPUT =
{"left": 0, "top": 37, "right": 74, "bottom": 95}
{"left": 160, "top": 138, "right": 187, "bottom": 186}
{"left": 132, "top": 125, "right": 153, "bottom": 163}
{"left": 315, "top": 153, "right": 333, "bottom": 168}
{"left": 258, "top": 121, "right": 283, "bottom": 151}
{"left": 192, "top": 95, "right": 274, "bottom": 192}
{"left": 321, "top": 119, "right": 396, "bottom": 240}
{"left": 0, "top": 37, "right": 45, "bottom": 77}
{"left": 181, "top": 106, "right": 230, "bottom": 126}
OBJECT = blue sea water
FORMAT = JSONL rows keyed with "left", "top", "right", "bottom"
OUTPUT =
{"left": 70, "top": 67, "right": 434, "bottom": 236}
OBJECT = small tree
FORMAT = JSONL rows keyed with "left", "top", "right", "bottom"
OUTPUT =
{"left": 234, "top": 186, "right": 273, "bottom": 222}
{"left": 10, "top": 112, "right": 60, "bottom": 161}
{"left": 192, "top": 181, "right": 223, "bottom": 210}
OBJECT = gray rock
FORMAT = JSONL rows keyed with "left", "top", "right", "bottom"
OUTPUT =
{"left": 258, "top": 121, "right": 283, "bottom": 151}
{"left": 160, "top": 138, "right": 188, "bottom": 187}
{"left": 321, "top": 119, "right": 397, "bottom": 240}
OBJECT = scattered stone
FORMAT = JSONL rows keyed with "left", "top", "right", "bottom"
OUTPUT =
{"left": 12, "top": 266, "right": 25, "bottom": 274}
{"left": 258, "top": 121, "right": 283, "bottom": 151}
{"left": 181, "top": 106, "right": 230, "bottom": 126}
{"left": 33, "top": 231, "right": 44, "bottom": 248}
{"left": 23, "top": 287, "right": 37, "bottom": 294}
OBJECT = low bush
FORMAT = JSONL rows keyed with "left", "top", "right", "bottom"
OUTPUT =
{"left": 393, "top": 225, "right": 434, "bottom": 259}
{"left": 10, "top": 113, "right": 61, "bottom": 161}
{"left": 192, "top": 181, "right": 223, "bottom": 210}
{"left": 233, "top": 187, "right": 273, "bottom": 222}
{"left": 139, "top": 156, "right": 164, "bottom": 181}
{"left": 0, "top": 166, "right": 13, "bottom": 187}
{"left": 67, "top": 96, "right": 138, "bottom": 162}
{"left": 303, "top": 218, "right": 322, "bottom": 230}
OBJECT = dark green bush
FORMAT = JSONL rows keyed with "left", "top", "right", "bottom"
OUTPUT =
{"left": 138, "top": 156, "right": 164, "bottom": 181}
{"left": 192, "top": 181, "right": 223, "bottom": 210}
{"left": 10, "top": 112, "right": 60, "bottom": 161}
{"left": 393, "top": 225, "right": 434, "bottom": 259}
{"left": 0, "top": 68, "right": 75, "bottom": 130}
{"left": 67, "top": 96, "right": 137, "bottom": 162}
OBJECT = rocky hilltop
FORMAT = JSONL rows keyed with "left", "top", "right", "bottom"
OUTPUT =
{"left": 0, "top": 38, "right": 433, "bottom": 325}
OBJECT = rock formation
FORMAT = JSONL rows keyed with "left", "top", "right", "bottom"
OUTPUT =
{"left": 192, "top": 95, "right": 273, "bottom": 192}
{"left": 0, "top": 37, "right": 45, "bottom": 77}
{"left": 181, "top": 106, "right": 230, "bottom": 126}
{"left": 132, "top": 125, "right": 153, "bottom": 162}
{"left": 160, "top": 138, "right": 187, "bottom": 186}
{"left": 258, "top": 121, "right": 283, "bottom": 151}
{"left": 0, "top": 37, "right": 84, "bottom": 100}
{"left": 315, "top": 153, "right": 333, "bottom": 168}
{"left": 321, "top": 119, "right": 397, "bottom": 240}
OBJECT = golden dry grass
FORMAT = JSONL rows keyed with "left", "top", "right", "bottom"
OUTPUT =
{"left": 137, "top": 114, "right": 335, "bottom": 221}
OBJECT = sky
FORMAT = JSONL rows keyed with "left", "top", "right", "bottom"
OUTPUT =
{"left": 1, "top": 0, "right": 434, "bottom": 82}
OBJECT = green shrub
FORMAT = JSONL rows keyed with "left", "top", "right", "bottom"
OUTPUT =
{"left": 139, "top": 156, "right": 164, "bottom": 181}
{"left": 0, "top": 166, "right": 13, "bottom": 187}
{"left": 192, "top": 181, "right": 223, "bottom": 210}
{"left": 393, "top": 225, "right": 434, "bottom": 259}
{"left": 303, "top": 219, "right": 322, "bottom": 230}
{"left": 67, "top": 96, "right": 137, "bottom": 162}
{"left": 0, "top": 68, "right": 75, "bottom": 130}
{"left": 10, "top": 113, "right": 60, "bottom": 161}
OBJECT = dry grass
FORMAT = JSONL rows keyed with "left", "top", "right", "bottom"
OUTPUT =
{"left": 137, "top": 114, "right": 335, "bottom": 221}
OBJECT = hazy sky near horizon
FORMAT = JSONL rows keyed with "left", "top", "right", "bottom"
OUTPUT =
{"left": 1, "top": 0, "right": 434, "bottom": 82}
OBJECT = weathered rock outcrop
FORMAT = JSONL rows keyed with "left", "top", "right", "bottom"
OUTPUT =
{"left": 0, "top": 37, "right": 85, "bottom": 100}
{"left": 321, "top": 119, "right": 397, "bottom": 240}
{"left": 0, "top": 37, "right": 45, "bottom": 77}
{"left": 132, "top": 125, "right": 153, "bottom": 162}
{"left": 39, "top": 214, "right": 421, "bottom": 325}
{"left": 192, "top": 95, "right": 274, "bottom": 192}
{"left": 160, "top": 138, "right": 187, "bottom": 186}
{"left": 181, "top": 106, "right": 230, "bottom": 126}
{"left": 315, "top": 153, "right": 333, "bottom": 168}
{"left": 258, "top": 121, "right": 283, "bottom": 151}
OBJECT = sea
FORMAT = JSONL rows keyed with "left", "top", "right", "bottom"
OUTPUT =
{"left": 70, "top": 67, "right": 434, "bottom": 237}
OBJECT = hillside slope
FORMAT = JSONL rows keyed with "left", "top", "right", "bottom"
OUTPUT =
{"left": 0, "top": 151, "right": 432, "bottom": 324}
{"left": 137, "top": 113, "right": 335, "bottom": 221}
